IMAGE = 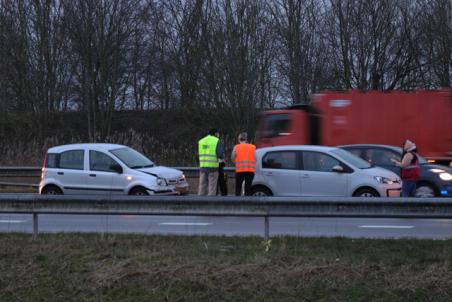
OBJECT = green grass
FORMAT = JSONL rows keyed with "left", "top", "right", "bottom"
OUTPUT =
{"left": 1, "top": 234, "right": 452, "bottom": 301}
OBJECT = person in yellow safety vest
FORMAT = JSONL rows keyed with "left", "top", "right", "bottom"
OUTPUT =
{"left": 198, "top": 128, "right": 225, "bottom": 196}
{"left": 231, "top": 132, "right": 256, "bottom": 196}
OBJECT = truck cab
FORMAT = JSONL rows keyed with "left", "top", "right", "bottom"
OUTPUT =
{"left": 256, "top": 105, "right": 321, "bottom": 148}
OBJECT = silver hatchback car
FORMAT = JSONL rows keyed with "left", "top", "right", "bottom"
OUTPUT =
{"left": 251, "top": 145, "right": 401, "bottom": 197}
{"left": 39, "top": 143, "right": 189, "bottom": 195}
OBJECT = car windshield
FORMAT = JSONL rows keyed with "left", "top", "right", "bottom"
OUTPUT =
{"left": 331, "top": 148, "right": 372, "bottom": 169}
{"left": 110, "top": 147, "right": 154, "bottom": 169}
{"left": 392, "top": 146, "right": 428, "bottom": 164}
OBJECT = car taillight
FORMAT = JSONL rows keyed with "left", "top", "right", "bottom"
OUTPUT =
{"left": 41, "top": 153, "right": 47, "bottom": 179}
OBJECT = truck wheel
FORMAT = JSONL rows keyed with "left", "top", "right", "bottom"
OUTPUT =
{"left": 41, "top": 185, "right": 63, "bottom": 195}
{"left": 354, "top": 188, "right": 379, "bottom": 197}
{"left": 415, "top": 183, "right": 437, "bottom": 198}
{"left": 129, "top": 187, "right": 149, "bottom": 196}
{"left": 251, "top": 186, "right": 272, "bottom": 196}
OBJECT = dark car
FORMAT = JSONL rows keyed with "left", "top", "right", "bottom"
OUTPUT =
{"left": 338, "top": 144, "right": 452, "bottom": 197}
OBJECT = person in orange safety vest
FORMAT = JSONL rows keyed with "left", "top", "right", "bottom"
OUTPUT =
{"left": 231, "top": 132, "right": 256, "bottom": 196}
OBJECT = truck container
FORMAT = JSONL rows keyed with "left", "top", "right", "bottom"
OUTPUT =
{"left": 256, "top": 89, "right": 452, "bottom": 166}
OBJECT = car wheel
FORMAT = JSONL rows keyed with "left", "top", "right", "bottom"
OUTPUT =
{"left": 251, "top": 186, "right": 272, "bottom": 196}
{"left": 354, "top": 188, "right": 379, "bottom": 197}
{"left": 129, "top": 187, "right": 149, "bottom": 196}
{"left": 416, "top": 183, "right": 437, "bottom": 198}
{"left": 41, "top": 185, "right": 63, "bottom": 195}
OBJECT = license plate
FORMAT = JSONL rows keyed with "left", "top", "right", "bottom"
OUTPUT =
{"left": 176, "top": 186, "right": 189, "bottom": 195}
{"left": 387, "top": 189, "right": 401, "bottom": 197}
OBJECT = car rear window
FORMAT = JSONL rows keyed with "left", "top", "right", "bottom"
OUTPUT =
{"left": 45, "top": 153, "right": 59, "bottom": 168}
{"left": 262, "top": 151, "right": 298, "bottom": 169}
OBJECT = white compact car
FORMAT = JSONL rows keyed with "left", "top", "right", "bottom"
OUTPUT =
{"left": 251, "top": 145, "right": 401, "bottom": 197}
{"left": 39, "top": 143, "right": 189, "bottom": 195}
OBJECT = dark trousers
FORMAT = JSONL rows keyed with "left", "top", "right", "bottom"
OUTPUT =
{"left": 217, "top": 163, "right": 228, "bottom": 196}
{"left": 235, "top": 172, "right": 254, "bottom": 196}
{"left": 402, "top": 180, "right": 417, "bottom": 197}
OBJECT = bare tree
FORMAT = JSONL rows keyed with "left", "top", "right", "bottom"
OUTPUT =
{"left": 270, "top": 0, "right": 328, "bottom": 104}
{"left": 416, "top": 0, "right": 451, "bottom": 88}
{"left": 148, "top": 0, "right": 179, "bottom": 110}
{"left": 0, "top": 0, "right": 71, "bottom": 139}
{"left": 162, "top": 0, "right": 206, "bottom": 110}
{"left": 0, "top": 0, "right": 450, "bottom": 163}
{"left": 325, "top": 0, "right": 425, "bottom": 90}
{"left": 202, "top": 0, "right": 274, "bottom": 135}
{"left": 63, "top": 0, "right": 139, "bottom": 141}
{"left": 30, "top": 0, "right": 72, "bottom": 135}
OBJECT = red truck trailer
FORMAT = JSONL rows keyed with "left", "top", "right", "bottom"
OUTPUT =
{"left": 256, "top": 89, "right": 452, "bottom": 166}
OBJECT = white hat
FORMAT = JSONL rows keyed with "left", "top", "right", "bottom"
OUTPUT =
{"left": 404, "top": 139, "right": 416, "bottom": 151}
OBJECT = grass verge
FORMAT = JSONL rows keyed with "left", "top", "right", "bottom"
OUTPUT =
{"left": 1, "top": 233, "right": 452, "bottom": 301}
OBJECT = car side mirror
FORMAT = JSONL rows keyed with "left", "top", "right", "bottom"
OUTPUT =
{"left": 110, "top": 164, "right": 123, "bottom": 174}
{"left": 332, "top": 165, "right": 344, "bottom": 173}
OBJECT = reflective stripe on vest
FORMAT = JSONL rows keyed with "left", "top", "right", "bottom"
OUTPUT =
{"left": 235, "top": 143, "right": 256, "bottom": 173}
{"left": 198, "top": 135, "right": 219, "bottom": 168}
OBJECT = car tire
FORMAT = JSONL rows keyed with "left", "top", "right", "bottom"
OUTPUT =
{"left": 353, "top": 188, "right": 379, "bottom": 197}
{"left": 416, "top": 183, "right": 437, "bottom": 198}
{"left": 41, "top": 185, "right": 63, "bottom": 195}
{"left": 251, "top": 186, "right": 272, "bottom": 196}
{"left": 129, "top": 187, "right": 149, "bottom": 196}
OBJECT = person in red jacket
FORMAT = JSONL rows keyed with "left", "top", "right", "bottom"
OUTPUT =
{"left": 391, "top": 139, "right": 421, "bottom": 197}
{"left": 231, "top": 132, "right": 256, "bottom": 196}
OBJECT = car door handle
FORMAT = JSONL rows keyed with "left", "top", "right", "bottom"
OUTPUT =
{"left": 57, "top": 172, "right": 64, "bottom": 175}
{"left": 89, "top": 174, "right": 96, "bottom": 177}
{"left": 301, "top": 174, "right": 310, "bottom": 178}
{"left": 264, "top": 172, "right": 274, "bottom": 176}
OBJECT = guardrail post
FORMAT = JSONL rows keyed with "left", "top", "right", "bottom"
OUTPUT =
{"left": 264, "top": 216, "right": 269, "bottom": 241}
{"left": 33, "top": 213, "right": 38, "bottom": 239}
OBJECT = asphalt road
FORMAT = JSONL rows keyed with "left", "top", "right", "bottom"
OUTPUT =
{"left": 1, "top": 213, "right": 452, "bottom": 239}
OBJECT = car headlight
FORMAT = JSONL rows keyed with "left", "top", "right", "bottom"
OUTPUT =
{"left": 439, "top": 173, "right": 452, "bottom": 181}
{"left": 374, "top": 176, "right": 394, "bottom": 184}
{"left": 156, "top": 177, "right": 167, "bottom": 186}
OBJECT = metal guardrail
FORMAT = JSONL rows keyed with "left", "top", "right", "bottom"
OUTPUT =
{"left": 0, "top": 182, "right": 39, "bottom": 188}
{"left": 0, "top": 166, "right": 42, "bottom": 177}
{"left": 1, "top": 194, "right": 452, "bottom": 239}
{"left": 0, "top": 166, "right": 41, "bottom": 171}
